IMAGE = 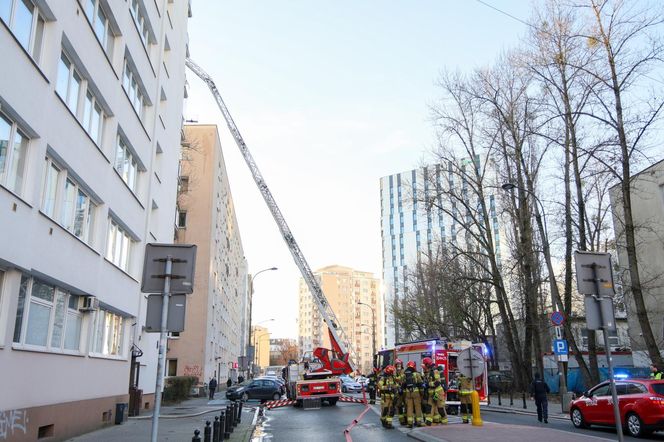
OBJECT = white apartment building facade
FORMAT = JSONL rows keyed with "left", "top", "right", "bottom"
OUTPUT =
{"left": 169, "top": 124, "right": 248, "bottom": 385}
{"left": 0, "top": 1, "right": 190, "bottom": 439}
{"left": 298, "top": 265, "right": 383, "bottom": 374}
{"left": 379, "top": 161, "right": 501, "bottom": 347}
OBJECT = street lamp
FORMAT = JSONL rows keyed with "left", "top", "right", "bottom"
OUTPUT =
{"left": 357, "top": 302, "right": 376, "bottom": 370}
{"left": 501, "top": 181, "right": 568, "bottom": 399}
{"left": 247, "top": 267, "right": 277, "bottom": 374}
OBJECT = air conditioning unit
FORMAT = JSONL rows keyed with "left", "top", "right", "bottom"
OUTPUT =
{"left": 79, "top": 296, "right": 99, "bottom": 312}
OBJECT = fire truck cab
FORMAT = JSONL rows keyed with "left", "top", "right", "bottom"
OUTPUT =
{"left": 377, "top": 338, "right": 489, "bottom": 410}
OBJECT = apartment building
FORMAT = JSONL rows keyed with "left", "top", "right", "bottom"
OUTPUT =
{"left": 168, "top": 124, "right": 248, "bottom": 385}
{"left": 610, "top": 159, "right": 664, "bottom": 354}
{"left": 298, "top": 265, "right": 382, "bottom": 374}
{"left": 0, "top": 1, "right": 190, "bottom": 439}
{"left": 252, "top": 325, "right": 271, "bottom": 370}
{"left": 379, "top": 161, "right": 502, "bottom": 347}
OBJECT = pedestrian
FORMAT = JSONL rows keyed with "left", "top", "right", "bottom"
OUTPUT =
{"left": 421, "top": 357, "right": 448, "bottom": 425}
{"left": 238, "top": 375, "right": 245, "bottom": 384}
{"left": 208, "top": 377, "right": 218, "bottom": 400}
{"left": 378, "top": 365, "right": 397, "bottom": 429}
{"left": 651, "top": 364, "right": 663, "bottom": 380}
{"left": 530, "top": 372, "right": 550, "bottom": 423}
{"left": 226, "top": 377, "right": 232, "bottom": 389}
{"left": 403, "top": 360, "right": 424, "bottom": 428}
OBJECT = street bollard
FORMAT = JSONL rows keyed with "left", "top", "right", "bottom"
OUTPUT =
{"left": 522, "top": 392, "right": 527, "bottom": 409}
{"left": 192, "top": 429, "right": 201, "bottom": 442}
{"left": 234, "top": 401, "right": 240, "bottom": 426}
{"left": 510, "top": 391, "right": 514, "bottom": 406}
{"left": 203, "top": 421, "right": 211, "bottom": 442}
{"left": 237, "top": 401, "right": 243, "bottom": 423}
{"left": 498, "top": 391, "right": 502, "bottom": 406}
{"left": 470, "top": 391, "right": 483, "bottom": 426}
{"left": 212, "top": 416, "right": 220, "bottom": 442}
{"left": 230, "top": 402, "right": 237, "bottom": 427}
{"left": 226, "top": 406, "right": 234, "bottom": 434}
{"left": 221, "top": 411, "right": 229, "bottom": 440}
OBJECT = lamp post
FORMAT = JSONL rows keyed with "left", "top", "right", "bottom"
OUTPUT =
{"left": 501, "top": 182, "right": 568, "bottom": 399}
{"left": 247, "top": 267, "right": 277, "bottom": 376}
{"left": 357, "top": 302, "right": 376, "bottom": 370}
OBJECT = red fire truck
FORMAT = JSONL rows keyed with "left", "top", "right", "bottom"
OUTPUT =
{"left": 377, "top": 338, "right": 489, "bottom": 408}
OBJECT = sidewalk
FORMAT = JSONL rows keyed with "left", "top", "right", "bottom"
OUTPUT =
{"left": 408, "top": 421, "right": 614, "bottom": 442}
{"left": 66, "top": 391, "right": 258, "bottom": 442}
{"left": 484, "top": 393, "right": 569, "bottom": 420}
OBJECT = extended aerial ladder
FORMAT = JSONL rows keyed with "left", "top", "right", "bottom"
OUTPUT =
{"left": 185, "top": 59, "right": 357, "bottom": 372}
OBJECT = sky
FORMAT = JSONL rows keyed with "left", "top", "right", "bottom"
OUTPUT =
{"left": 184, "top": 1, "right": 529, "bottom": 339}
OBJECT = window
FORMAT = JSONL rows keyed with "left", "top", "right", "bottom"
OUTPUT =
{"left": 0, "top": 112, "right": 28, "bottom": 195}
{"left": 167, "top": 359, "right": 177, "bottom": 376}
{"left": 91, "top": 308, "right": 125, "bottom": 356}
{"left": 179, "top": 176, "right": 189, "bottom": 192}
{"left": 129, "top": 0, "right": 150, "bottom": 46}
{"left": 84, "top": 0, "right": 113, "bottom": 55}
{"left": 82, "top": 92, "right": 103, "bottom": 145}
{"left": 115, "top": 136, "right": 138, "bottom": 191}
{"left": 177, "top": 210, "right": 186, "bottom": 228}
{"left": 41, "top": 157, "right": 96, "bottom": 243}
{"left": 106, "top": 219, "right": 132, "bottom": 271}
{"left": 122, "top": 58, "right": 146, "bottom": 118}
{"left": 56, "top": 53, "right": 82, "bottom": 115}
{"left": 13, "top": 275, "right": 83, "bottom": 352}
{"left": 590, "top": 384, "right": 611, "bottom": 397}
{"left": 1, "top": 0, "right": 44, "bottom": 59}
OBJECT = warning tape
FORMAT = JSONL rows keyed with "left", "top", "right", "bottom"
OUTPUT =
{"left": 339, "top": 396, "right": 367, "bottom": 404}
{"left": 263, "top": 399, "right": 296, "bottom": 409}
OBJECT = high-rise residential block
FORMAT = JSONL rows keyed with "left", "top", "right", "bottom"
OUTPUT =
{"left": 168, "top": 124, "right": 248, "bottom": 385}
{"left": 0, "top": 1, "right": 190, "bottom": 439}
{"left": 298, "top": 265, "right": 382, "bottom": 374}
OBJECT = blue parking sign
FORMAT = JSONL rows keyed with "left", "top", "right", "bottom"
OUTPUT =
{"left": 553, "top": 339, "right": 568, "bottom": 355}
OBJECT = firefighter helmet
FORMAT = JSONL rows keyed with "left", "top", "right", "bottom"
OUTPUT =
{"left": 384, "top": 365, "right": 395, "bottom": 375}
{"left": 422, "top": 357, "right": 434, "bottom": 367}
{"left": 395, "top": 358, "right": 403, "bottom": 368}
{"left": 407, "top": 360, "right": 417, "bottom": 369}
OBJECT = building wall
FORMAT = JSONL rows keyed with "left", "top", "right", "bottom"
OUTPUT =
{"left": 252, "top": 325, "right": 271, "bottom": 369}
{"left": 169, "top": 124, "right": 248, "bottom": 385}
{"left": 610, "top": 159, "right": 664, "bottom": 352}
{"left": 379, "top": 161, "right": 501, "bottom": 347}
{"left": 298, "top": 265, "right": 382, "bottom": 374}
{"left": 0, "top": 0, "right": 189, "bottom": 440}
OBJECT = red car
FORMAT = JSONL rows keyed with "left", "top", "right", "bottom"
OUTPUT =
{"left": 569, "top": 378, "right": 664, "bottom": 437}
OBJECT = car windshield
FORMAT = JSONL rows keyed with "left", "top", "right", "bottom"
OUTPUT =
{"left": 651, "top": 383, "right": 664, "bottom": 395}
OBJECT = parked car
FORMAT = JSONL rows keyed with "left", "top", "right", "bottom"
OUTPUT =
{"left": 355, "top": 376, "right": 369, "bottom": 387}
{"left": 488, "top": 371, "right": 513, "bottom": 393}
{"left": 569, "top": 378, "right": 664, "bottom": 437}
{"left": 226, "top": 379, "right": 282, "bottom": 402}
{"left": 340, "top": 375, "right": 363, "bottom": 393}
{"left": 257, "top": 376, "right": 286, "bottom": 394}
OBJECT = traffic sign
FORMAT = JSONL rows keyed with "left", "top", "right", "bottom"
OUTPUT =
{"left": 553, "top": 339, "right": 568, "bottom": 356}
{"left": 550, "top": 311, "right": 565, "bottom": 327}
{"left": 457, "top": 348, "right": 485, "bottom": 378}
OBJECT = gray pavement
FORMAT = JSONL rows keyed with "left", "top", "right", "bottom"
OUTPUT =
{"left": 485, "top": 393, "right": 568, "bottom": 420}
{"left": 66, "top": 393, "right": 258, "bottom": 442}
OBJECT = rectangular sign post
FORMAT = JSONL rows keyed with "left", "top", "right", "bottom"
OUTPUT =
{"left": 574, "top": 251, "right": 622, "bottom": 442}
{"left": 142, "top": 244, "right": 196, "bottom": 442}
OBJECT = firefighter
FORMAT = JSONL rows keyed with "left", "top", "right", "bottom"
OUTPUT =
{"left": 378, "top": 365, "right": 397, "bottom": 429}
{"left": 403, "top": 360, "right": 424, "bottom": 428}
{"left": 458, "top": 373, "right": 474, "bottom": 424}
{"left": 393, "top": 358, "right": 407, "bottom": 425}
{"left": 421, "top": 357, "right": 448, "bottom": 425}
{"left": 368, "top": 367, "right": 380, "bottom": 404}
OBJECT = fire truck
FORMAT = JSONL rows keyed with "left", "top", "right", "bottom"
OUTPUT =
{"left": 377, "top": 338, "right": 489, "bottom": 409}
{"left": 187, "top": 59, "right": 355, "bottom": 409}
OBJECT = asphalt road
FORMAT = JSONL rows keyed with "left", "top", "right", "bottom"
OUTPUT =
{"left": 482, "top": 410, "right": 664, "bottom": 440}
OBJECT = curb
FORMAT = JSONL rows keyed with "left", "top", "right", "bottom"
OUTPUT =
{"left": 407, "top": 429, "right": 449, "bottom": 442}
{"left": 129, "top": 407, "right": 224, "bottom": 420}
{"left": 484, "top": 406, "right": 569, "bottom": 421}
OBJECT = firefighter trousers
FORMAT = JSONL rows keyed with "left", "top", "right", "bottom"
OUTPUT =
{"left": 405, "top": 389, "right": 423, "bottom": 427}
{"left": 424, "top": 388, "right": 447, "bottom": 425}
{"left": 460, "top": 392, "right": 471, "bottom": 423}
{"left": 394, "top": 393, "right": 406, "bottom": 425}
{"left": 380, "top": 394, "right": 395, "bottom": 428}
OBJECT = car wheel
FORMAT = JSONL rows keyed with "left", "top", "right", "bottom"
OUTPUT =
{"left": 241, "top": 392, "right": 249, "bottom": 401}
{"left": 625, "top": 413, "right": 645, "bottom": 438}
{"left": 328, "top": 398, "right": 338, "bottom": 406}
{"left": 571, "top": 408, "right": 589, "bottom": 429}
{"left": 272, "top": 392, "right": 281, "bottom": 400}
{"left": 342, "top": 386, "right": 347, "bottom": 393}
